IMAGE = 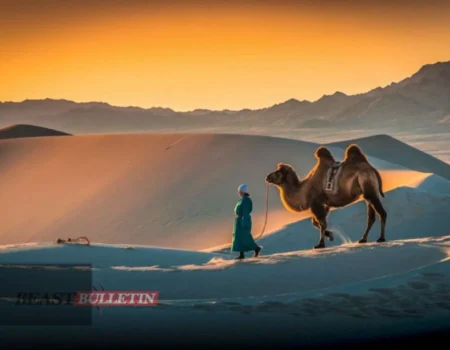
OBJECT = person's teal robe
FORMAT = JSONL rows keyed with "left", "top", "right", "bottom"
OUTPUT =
{"left": 231, "top": 194, "right": 259, "bottom": 252}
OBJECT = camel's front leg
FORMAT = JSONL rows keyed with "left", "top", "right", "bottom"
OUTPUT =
{"left": 311, "top": 217, "right": 334, "bottom": 241}
{"left": 311, "top": 201, "right": 328, "bottom": 249}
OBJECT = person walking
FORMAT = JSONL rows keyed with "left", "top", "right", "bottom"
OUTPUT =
{"left": 231, "top": 184, "right": 262, "bottom": 260}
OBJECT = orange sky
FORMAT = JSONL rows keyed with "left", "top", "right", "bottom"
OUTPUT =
{"left": 1, "top": 0, "right": 450, "bottom": 111}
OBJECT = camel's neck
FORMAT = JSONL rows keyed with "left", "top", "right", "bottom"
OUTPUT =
{"left": 277, "top": 176, "right": 310, "bottom": 213}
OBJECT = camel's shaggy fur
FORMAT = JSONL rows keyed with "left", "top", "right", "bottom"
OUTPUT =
{"left": 266, "top": 144, "right": 387, "bottom": 249}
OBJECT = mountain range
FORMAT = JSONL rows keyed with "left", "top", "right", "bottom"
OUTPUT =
{"left": 1, "top": 61, "right": 449, "bottom": 134}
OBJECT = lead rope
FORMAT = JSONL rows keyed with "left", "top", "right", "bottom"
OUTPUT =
{"left": 253, "top": 183, "right": 269, "bottom": 240}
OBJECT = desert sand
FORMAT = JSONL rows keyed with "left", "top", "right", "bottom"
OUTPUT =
{"left": 0, "top": 131, "right": 450, "bottom": 348}
{"left": 0, "top": 133, "right": 443, "bottom": 249}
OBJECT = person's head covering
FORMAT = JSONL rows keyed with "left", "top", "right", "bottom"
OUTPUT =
{"left": 238, "top": 184, "right": 248, "bottom": 193}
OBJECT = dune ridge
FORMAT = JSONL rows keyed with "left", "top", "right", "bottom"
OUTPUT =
{"left": 1, "top": 133, "right": 445, "bottom": 249}
{"left": 0, "top": 124, "right": 70, "bottom": 140}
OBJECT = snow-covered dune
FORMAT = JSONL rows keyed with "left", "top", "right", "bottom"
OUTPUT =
{"left": 1, "top": 234, "right": 450, "bottom": 348}
{"left": 409, "top": 173, "right": 450, "bottom": 195}
{"left": 1, "top": 132, "right": 450, "bottom": 348}
{"left": 0, "top": 234, "right": 449, "bottom": 300}
{"left": 220, "top": 186, "right": 450, "bottom": 255}
{"left": 0, "top": 133, "right": 425, "bottom": 249}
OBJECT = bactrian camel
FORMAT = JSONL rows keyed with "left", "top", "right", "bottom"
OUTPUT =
{"left": 265, "top": 144, "right": 387, "bottom": 249}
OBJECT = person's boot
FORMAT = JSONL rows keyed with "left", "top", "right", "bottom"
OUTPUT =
{"left": 235, "top": 252, "right": 245, "bottom": 260}
{"left": 254, "top": 246, "right": 262, "bottom": 258}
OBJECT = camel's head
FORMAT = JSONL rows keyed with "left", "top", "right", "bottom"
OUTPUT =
{"left": 265, "top": 163, "right": 293, "bottom": 185}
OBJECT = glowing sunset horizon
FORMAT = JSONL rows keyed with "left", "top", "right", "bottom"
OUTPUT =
{"left": 1, "top": 0, "right": 450, "bottom": 111}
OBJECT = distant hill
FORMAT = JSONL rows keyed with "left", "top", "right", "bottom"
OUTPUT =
{"left": 0, "top": 61, "right": 449, "bottom": 133}
{"left": 0, "top": 124, "right": 71, "bottom": 140}
{"left": 327, "top": 134, "right": 450, "bottom": 181}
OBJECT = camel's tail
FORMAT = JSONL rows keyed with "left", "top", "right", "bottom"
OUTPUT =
{"left": 373, "top": 167, "right": 385, "bottom": 198}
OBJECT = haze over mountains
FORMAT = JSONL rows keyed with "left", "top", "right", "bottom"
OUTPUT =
{"left": 0, "top": 61, "right": 449, "bottom": 134}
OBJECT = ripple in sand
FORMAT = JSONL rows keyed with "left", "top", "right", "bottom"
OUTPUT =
{"left": 373, "top": 307, "right": 406, "bottom": 318}
{"left": 408, "top": 281, "right": 430, "bottom": 290}
{"left": 421, "top": 272, "right": 445, "bottom": 278}
{"left": 349, "top": 295, "right": 379, "bottom": 305}
{"left": 434, "top": 282, "right": 450, "bottom": 290}
{"left": 369, "top": 288, "right": 397, "bottom": 296}
{"left": 434, "top": 302, "right": 450, "bottom": 309}
{"left": 193, "top": 304, "right": 216, "bottom": 312}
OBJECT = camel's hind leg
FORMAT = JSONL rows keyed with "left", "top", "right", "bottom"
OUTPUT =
{"left": 364, "top": 193, "right": 387, "bottom": 243}
{"left": 358, "top": 203, "right": 376, "bottom": 243}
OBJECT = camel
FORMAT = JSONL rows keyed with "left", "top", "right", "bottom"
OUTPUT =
{"left": 265, "top": 144, "right": 387, "bottom": 249}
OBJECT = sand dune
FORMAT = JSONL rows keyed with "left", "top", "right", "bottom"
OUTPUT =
{"left": 409, "top": 173, "right": 450, "bottom": 195}
{"left": 0, "top": 124, "right": 70, "bottom": 140}
{"left": 327, "top": 134, "right": 450, "bottom": 180}
{"left": 1, "top": 235, "right": 449, "bottom": 300}
{"left": 1, "top": 131, "right": 450, "bottom": 348}
{"left": 0, "top": 133, "right": 437, "bottom": 249}
{"left": 211, "top": 186, "right": 450, "bottom": 254}
{"left": 1, "top": 235, "right": 450, "bottom": 347}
